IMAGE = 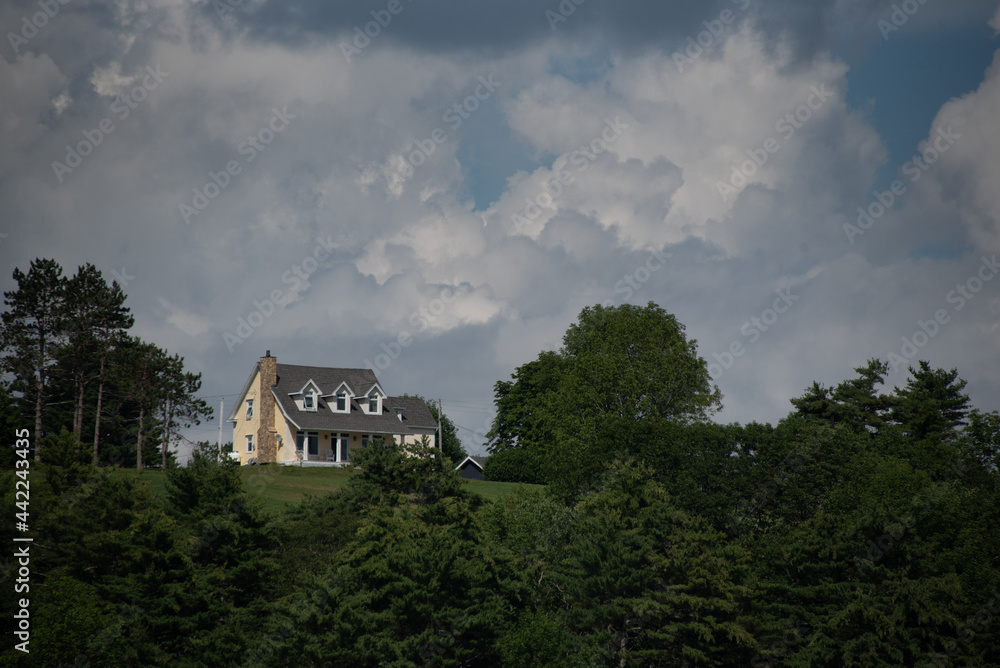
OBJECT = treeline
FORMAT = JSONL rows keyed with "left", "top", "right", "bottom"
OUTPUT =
{"left": 2, "top": 302, "right": 999, "bottom": 666}
{"left": 0, "top": 258, "right": 211, "bottom": 468}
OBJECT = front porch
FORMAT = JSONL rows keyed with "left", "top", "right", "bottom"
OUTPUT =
{"left": 281, "top": 459, "right": 346, "bottom": 467}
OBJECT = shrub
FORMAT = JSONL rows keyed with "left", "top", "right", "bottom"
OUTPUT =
{"left": 483, "top": 447, "right": 547, "bottom": 484}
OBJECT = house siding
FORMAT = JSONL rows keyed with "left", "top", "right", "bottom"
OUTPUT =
{"left": 232, "top": 367, "right": 259, "bottom": 465}
{"left": 230, "top": 354, "right": 439, "bottom": 465}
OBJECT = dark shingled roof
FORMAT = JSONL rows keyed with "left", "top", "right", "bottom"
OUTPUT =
{"left": 271, "top": 364, "right": 437, "bottom": 434}
{"left": 456, "top": 455, "right": 489, "bottom": 471}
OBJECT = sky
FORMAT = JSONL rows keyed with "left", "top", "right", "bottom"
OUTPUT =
{"left": 2, "top": 0, "right": 999, "bottom": 458}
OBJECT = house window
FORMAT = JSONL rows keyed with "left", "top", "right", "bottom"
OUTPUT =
{"left": 307, "top": 432, "right": 319, "bottom": 456}
{"left": 368, "top": 392, "right": 380, "bottom": 414}
{"left": 296, "top": 432, "right": 304, "bottom": 452}
{"left": 303, "top": 391, "right": 315, "bottom": 411}
{"left": 339, "top": 433, "right": 350, "bottom": 462}
{"left": 246, "top": 434, "right": 254, "bottom": 453}
{"left": 361, "top": 434, "right": 369, "bottom": 449}
{"left": 336, "top": 392, "right": 347, "bottom": 412}
{"left": 246, "top": 399, "right": 253, "bottom": 419}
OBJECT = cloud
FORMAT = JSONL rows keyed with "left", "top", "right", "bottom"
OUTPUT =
{"left": 2, "top": 0, "right": 999, "bottom": 447}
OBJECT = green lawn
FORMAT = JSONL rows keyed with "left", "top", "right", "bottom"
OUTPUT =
{"left": 124, "top": 465, "right": 543, "bottom": 514}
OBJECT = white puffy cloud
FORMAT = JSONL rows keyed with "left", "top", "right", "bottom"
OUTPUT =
{"left": 2, "top": 3, "right": 999, "bottom": 444}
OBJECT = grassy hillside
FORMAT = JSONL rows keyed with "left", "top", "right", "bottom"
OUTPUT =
{"left": 125, "top": 465, "right": 543, "bottom": 514}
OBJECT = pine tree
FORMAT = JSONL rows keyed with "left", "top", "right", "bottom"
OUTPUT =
{"left": 891, "top": 361, "right": 971, "bottom": 442}
{"left": 0, "top": 258, "right": 68, "bottom": 459}
{"left": 60, "top": 263, "right": 134, "bottom": 463}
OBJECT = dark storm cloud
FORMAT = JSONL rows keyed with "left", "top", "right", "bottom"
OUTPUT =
{"left": 211, "top": 0, "right": 996, "bottom": 62}
{"left": 221, "top": 0, "right": 801, "bottom": 56}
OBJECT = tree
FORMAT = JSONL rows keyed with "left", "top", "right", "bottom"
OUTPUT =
{"left": 535, "top": 461, "right": 756, "bottom": 665}
{"left": 260, "top": 439, "right": 505, "bottom": 667}
{"left": 486, "top": 351, "right": 564, "bottom": 452}
{"left": 0, "top": 381, "right": 22, "bottom": 468}
{"left": 0, "top": 258, "right": 67, "bottom": 459}
{"left": 405, "top": 394, "right": 467, "bottom": 462}
{"left": 115, "top": 336, "right": 167, "bottom": 472}
{"left": 891, "top": 361, "right": 971, "bottom": 442}
{"left": 790, "top": 359, "right": 897, "bottom": 433}
{"left": 962, "top": 409, "right": 1000, "bottom": 475}
{"left": 60, "top": 263, "right": 134, "bottom": 463}
{"left": 156, "top": 353, "right": 212, "bottom": 468}
{"left": 559, "top": 303, "right": 721, "bottom": 423}
{"left": 488, "top": 303, "right": 721, "bottom": 499}
{"left": 483, "top": 446, "right": 547, "bottom": 484}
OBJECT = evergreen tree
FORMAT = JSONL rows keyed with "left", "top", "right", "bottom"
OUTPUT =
{"left": 156, "top": 353, "right": 212, "bottom": 467}
{"left": 261, "top": 440, "right": 507, "bottom": 667}
{"left": 891, "top": 361, "right": 971, "bottom": 443}
{"left": 790, "top": 359, "right": 897, "bottom": 433}
{"left": 0, "top": 258, "right": 68, "bottom": 459}
{"left": 60, "top": 263, "right": 134, "bottom": 463}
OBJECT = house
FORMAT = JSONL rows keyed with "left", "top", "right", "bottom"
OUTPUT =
{"left": 228, "top": 352, "right": 438, "bottom": 465}
{"left": 455, "top": 455, "right": 489, "bottom": 480}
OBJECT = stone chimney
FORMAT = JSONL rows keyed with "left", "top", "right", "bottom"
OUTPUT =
{"left": 257, "top": 351, "right": 278, "bottom": 463}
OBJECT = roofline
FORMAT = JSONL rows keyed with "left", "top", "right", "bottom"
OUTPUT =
{"left": 322, "top": 380, "right": 355, "bottom": 397}
{"left": 227, "top": 361, "right": 261, "bottom": 422}
{"left": 454, "top": 455, "right": 484, "bottom": 471}
{"left": 271, "top": 390, "right": 436, "bottom": 433}
{"left": 361, "top": 382, "right": 385, "bottom": 397}
{"left": 273, "top": 388, "right": 302, "bottom": 431}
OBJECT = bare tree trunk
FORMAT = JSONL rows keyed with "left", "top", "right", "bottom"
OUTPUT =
{"left": 34, "top": 376, "right": 43, "bottom": 462}
{"left": 34, "top": 331, "right": 45, "bottom": 462}
{"left": 136, "top": 404, "right": 145, "bottom": 473}
{"left": 92, "top": 355, "right": 105, "bottom": 466}
{"left": 73, "top": 378, "right": 84, "bottom": 437}
{"left": 161, "top": 400, "right": 173, "bottom": 468}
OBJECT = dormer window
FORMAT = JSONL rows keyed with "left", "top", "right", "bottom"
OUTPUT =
{"left": 246, "top": 399, "right": 253, "bottom": 420}
{"left": 336, "top": 391, "right": 347, "bottom": 412}
{"left": 303, "top": 390, "right": 316, "bottom": 411}
{"left": 368, "top": 392, "right": 380, "bottom": 414}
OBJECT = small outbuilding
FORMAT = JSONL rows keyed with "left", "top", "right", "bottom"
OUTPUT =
{"left": 455, "top": 455, "right": 489, "bottom": 480}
